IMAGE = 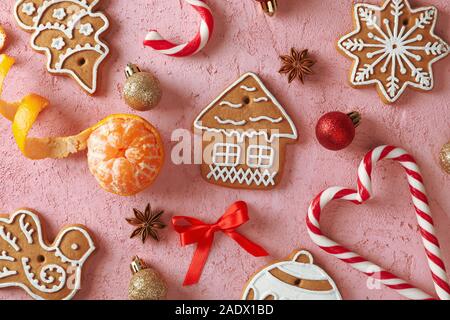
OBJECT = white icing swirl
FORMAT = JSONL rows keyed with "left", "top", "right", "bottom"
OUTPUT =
{"left": 22, "top": 258, "right": 67, "bottom": 294}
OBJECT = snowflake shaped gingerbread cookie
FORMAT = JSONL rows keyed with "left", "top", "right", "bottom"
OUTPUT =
{"left": 338, "top": 0, "right": 449, "bottom": 104}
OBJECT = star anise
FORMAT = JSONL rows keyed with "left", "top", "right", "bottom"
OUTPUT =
{"left": 126, "top": 204, "right": 166, "bottom": 243}
{"left": 279, "top": 48, "right": 315, "bottom": 84}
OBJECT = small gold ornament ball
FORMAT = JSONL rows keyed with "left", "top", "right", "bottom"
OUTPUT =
{"left": 123, "top": 64, "right": 162, "bottom": 111}
{"left": 439, "top": 142, "right": 450, "bottom": 174}
{"left": 128, "top": 257, "right": 167, "bottom": 300}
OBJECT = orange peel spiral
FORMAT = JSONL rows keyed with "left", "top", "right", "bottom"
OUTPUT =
{"left": 0, "top": 54, "right": 164, "bottom": 196}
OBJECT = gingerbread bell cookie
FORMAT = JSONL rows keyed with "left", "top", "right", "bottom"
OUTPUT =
{"left": 193, "top": 72, "right": 298, "bottom": 190}
{"left": 0, "top": 209, "right": 95, "bottom": 300}
{"left": 242, "top": 250, "right": 342, "bottom": 300}
{"left": 14, "top": 0, "right": 110, "bottom": 94}
{"left": 338, "top": 0, "right": 449, "bottom": 104}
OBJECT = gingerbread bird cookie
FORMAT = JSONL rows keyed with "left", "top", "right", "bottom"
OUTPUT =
{"left": 0, "top": 209, "right": 95, "bottom": 300}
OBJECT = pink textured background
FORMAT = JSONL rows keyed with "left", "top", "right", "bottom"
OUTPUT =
{"left": 0, "top": 0, "right": 449, "bottom": 300}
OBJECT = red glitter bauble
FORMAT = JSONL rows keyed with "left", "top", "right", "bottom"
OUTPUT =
{"left": 315, "top": 112, "right": 361, "bottom": 151}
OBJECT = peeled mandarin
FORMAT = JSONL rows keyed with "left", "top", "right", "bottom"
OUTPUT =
{"left": 87, "top": 116, "right": 164, "bottom": 196}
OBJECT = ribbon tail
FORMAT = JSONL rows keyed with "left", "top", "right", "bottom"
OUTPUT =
{"left": 226, "top": 231, "right": 269, "bottom": 257}
{"left": 183, "top": 235, "right": 214, "bottom": 286}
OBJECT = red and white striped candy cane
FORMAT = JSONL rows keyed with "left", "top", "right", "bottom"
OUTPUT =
{"left": 143, "top": 0, "right": 214, "bottom": 57}
{"left": 306, "top": 145, "right": 450, "bottom": 300}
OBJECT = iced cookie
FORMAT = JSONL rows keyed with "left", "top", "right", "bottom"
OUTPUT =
{"left": 14, "top": 0, "right": 109, "bottom": 94}
{"left": 337, "top": 0, "right": 449, "bottom": 104}
{"left": 193, "top": 72, "right": 298, "bottom": 190}
{"left": 242, "top": 250, "right": 342, "bottom": 300}
{"left": 0, "top": 209, "right": 95, "bottom": 300}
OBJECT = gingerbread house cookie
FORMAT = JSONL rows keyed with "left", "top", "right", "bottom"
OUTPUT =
{"left": 14, "top": 0, "right": 109, "bottom": 94}
{"left": 193, "top": 72, "right": 297, "bottom": 190}
{"left": 242, "top": 250, "right": 342, "bottom": 300}
{"left": 337, "top": 0, "right": 449, "bottom": 104}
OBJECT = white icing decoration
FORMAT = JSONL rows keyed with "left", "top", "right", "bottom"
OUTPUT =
{"left": 19, "top": 214, "right": 34, "bottom": 245}
{"left": 14, "top": 0, "right": 110, "bottom": 94}
{"left": 0, "top": 267, "right": 17, "bottom": 279}
{"left": 0, "top": 210, "right": 95, "bottom": 300}
{"left": 212, "top": 143, "right": 241, "bottom": 167}
{"left": 249, "top": 116, "right": 283, "bottom": 124}
{"left": 219, "top": 101, "right": 243, "bottom": 109}
{"left": 194, "top": 72, "right": 298, "bottom": 143}
{"left": 214, "top": 116, "right": 246, "bottom": 126}
{"left": 242, "top": 251, "right": 342, "bottom": 300}
{"left": 207, "top": 165, "right": 277, "bottom": 187}
{"left": 253, "top": 97, "right": 269, "bottom": 103}
{"left": 240, "top": 85, "right": 257, "bottom": 92}
{"left": 51, "top": 37, "right": 66, "bottom": 50}
{"left": 338, "top": 0, "right": 449, "bottom": 103}
{"left": 52, "top": 8, "right": 66, "bottom": 20}
{"left": 247, "top": 145, "right": 274, "bottom": 169}
{"left": 0, "top": 251, "right": 15, "bottom": 262}
{"left": 71, "top": 243, "right": 79, "bottom": 250}
{"left": 15, "top": 0, "right": 95, "bottom": 30}
{"left": 22, "top": 258, "right": 66, "bottom": 293}
{"left": 0, "top": 226, "right": 20, "bottom": 252}
{"left": 21, "top": 2, "right": 36, "bottom": 16}
{"left": 54, "top": 43, "right": 103, "bottom": 70}
{"left": 79, "top": 23, "right": 94, "bottom": 36}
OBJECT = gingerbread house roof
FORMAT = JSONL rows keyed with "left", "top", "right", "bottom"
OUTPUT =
{"left": 194, "top": 72, "right": 298, "bottom": 143}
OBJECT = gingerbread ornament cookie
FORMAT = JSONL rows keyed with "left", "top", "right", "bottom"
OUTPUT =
{"left": 193, "top": 72, "right": 298, "bottom": 190}
{"left": 0, "top": 209, "right": 95, "bottom": 300}
{"left": 242, "top": 250, "right": 342, "bottom": 300}
{"left": 338, "top": 0, "right": 449, "bottom": 104}
{"left": 14, "top": 0, "right": 109, "bottom": 94}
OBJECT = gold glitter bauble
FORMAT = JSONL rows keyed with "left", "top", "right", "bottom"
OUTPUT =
{"left": 128, "top": 256, "right": 167, "bottom": 300}
{"left": 439, "top": 142, "right": 450, "bottom": 174}
{"left": 123, "top": 64, "right": 162, "bottom": 111}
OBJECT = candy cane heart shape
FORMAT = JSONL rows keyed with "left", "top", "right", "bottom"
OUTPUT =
{"left": 144, "top": 0, "right": 214, "bottom": 57}
{"left": 306, "top": 145, "right": 450, "bottom": 300}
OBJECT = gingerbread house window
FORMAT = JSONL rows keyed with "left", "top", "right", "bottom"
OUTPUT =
{"left": 247, "top": 145, "right": 274, "bottom": 168}
{"left": 212, "top": 143, "right": 241, "bottom": 167}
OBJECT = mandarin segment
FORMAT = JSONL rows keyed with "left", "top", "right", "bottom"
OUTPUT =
{"left": 87, "top": 117, "right": 164, "bottom": 196}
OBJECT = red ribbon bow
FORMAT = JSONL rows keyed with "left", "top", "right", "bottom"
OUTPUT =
{"left": 172, "top": 201, "right": 269, "bottom": 286}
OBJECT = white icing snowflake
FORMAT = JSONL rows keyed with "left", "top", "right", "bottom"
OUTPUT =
{"left": 22, "top": 2, "right": 36, "bottom": 16}
{"left": 52, "top": 8, "right": 67, "bottom": 20}
{"left": 51, "top": 37, "right": 66, "bottom": 51}
{"left": 338, "top": 0, "right": 449, "bottom": 103}
{"left": 79, "top": 23, "right": 94, "bottom": 36}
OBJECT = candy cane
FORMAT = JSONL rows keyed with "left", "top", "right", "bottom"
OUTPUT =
{"left": 143, "top": 0, "right": 214, "bottom": 57}
{"left": 306, "top": 145, "right": 450, "bottom": 300}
